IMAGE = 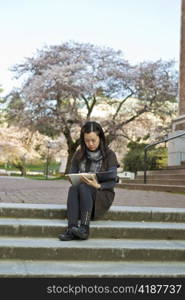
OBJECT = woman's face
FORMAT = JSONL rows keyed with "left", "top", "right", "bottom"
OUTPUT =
{"left": 84, "top": 132, "right": 100, "bottom": 151}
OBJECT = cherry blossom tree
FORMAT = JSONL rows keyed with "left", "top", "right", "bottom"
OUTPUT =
{"left": 5, "top": 41, "right": 178, "bottom": 172}
{"left": 0, "top": 126, "right": 65, "bottom": 175}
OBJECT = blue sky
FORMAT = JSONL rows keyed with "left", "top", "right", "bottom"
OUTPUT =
{"left": 0, "top": 0, "right": 181, "bottom": 95}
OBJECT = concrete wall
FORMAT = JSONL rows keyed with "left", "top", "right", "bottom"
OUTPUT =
{"left": 168, "top": 130, "right": 185, "bottom": 165}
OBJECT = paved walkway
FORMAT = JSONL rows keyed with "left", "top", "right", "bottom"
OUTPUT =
{"left": 0, "top": 176, "right": 185, "bottom": 208}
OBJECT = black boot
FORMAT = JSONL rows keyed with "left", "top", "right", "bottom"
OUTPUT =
{"left": 58, "top": 225, "right": 78, "bottom": 241}
{"left": 71, "top": 224, "right": 89, "bottom": 240}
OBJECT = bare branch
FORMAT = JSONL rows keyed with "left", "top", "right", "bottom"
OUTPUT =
{"left": 81, "top": 94, "right": 90, "bottom": 111}
{"left": 113, "top": 92, "right": 134, "bottom": 120}
{"left": 87, "top": 96, "right": 97, "bottom": 118}
{"left": 122, "top": 105, "right": 148, "bottom": 126}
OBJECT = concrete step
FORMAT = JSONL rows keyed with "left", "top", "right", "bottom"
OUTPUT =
{"left": 0, "top": 203, "right": 67, "bottom": 220}
{"left": 144, "top": 169, "right": 185, "bottom": 175}
{"left": 0, "top": 237, "right": 184, "bottom": 261}
{"left": 0, "top": 203, "right": 184, "bottom": 278}
{"left": 121, "top": 179, "right": 185, "bottom": 185}
{"left": 0, "top": 259, "right": 184, "bottom": 277}
{"left": 136, "top": 174, "right": 185, "bottom": 180}
{"left": 167, "top": 164, "right": 185, "bottom": 169}
{"left": 118, "top": 183, "right": 185, "bottom": 193}
{"left": 1, "top": 218, "right": 185, "bottom": 239}
{"left": 1, "top": 203, "right": 185, "bottom": 222}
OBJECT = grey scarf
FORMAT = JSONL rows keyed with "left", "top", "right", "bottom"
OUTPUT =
{"left": 79, "top": 149, "right": 103, "bottom": 173}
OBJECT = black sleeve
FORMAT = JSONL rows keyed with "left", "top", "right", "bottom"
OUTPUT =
{"left": 98, "top": 150, "right": 120, "bottom": 190}
{"left": 107, "top": 150, "right": 120, "bottom": 169}
{"left": 98, "top": 166, "right": 118, "bottom": 190}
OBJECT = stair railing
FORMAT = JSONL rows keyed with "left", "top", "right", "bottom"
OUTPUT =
{"left": 144, "top": 132, "right": 185, "bottom": 183}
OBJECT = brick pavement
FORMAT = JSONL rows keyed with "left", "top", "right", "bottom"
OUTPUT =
{"left": 0, "top": 176, "right": 185, "bottom": 208}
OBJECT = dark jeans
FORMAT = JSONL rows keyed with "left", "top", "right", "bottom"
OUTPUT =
{"left": 67, "top": 183, "right": 96, "bottom": 227}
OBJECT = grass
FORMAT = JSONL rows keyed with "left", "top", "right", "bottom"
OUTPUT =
{"left": 0, "top": 161, "right": 60, "bottom": 173}
{"left": 167, "top": 191, "right": 185, "bottom": 195}
{"left": 0, "top": 161, "right": 63, "bottom": 180}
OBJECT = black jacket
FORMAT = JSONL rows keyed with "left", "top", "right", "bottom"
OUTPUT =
{"left": 69, "top": 148, "right": 120, "bottom": 219}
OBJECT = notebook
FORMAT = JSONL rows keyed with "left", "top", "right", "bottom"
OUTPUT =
{"left": 66, "top": 170, "right": 116, "bottom": 185}
{"left": 65, "top": 173, "right": 96, "bottom": 185}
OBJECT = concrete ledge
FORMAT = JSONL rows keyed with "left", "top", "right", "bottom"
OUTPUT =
{"left": 117, "top": 183, "right": 185, "bottom": 193}
{"left": 0, "top": 237, "right": 184, "bottom": 261}
{"left": 0, "top": 203, "right": 67, "bottom": 219}
{"left": 1, "top": 203, "right": 185, "bottom": 222}
{"left": 0, "top": 259, "right": 185, "bottom": 278}
{"left": 0, "top": 218, "right": 185, "bottom": 239}
{"left": 121, "top": 179, "right": 185, "bottom": 185}
{"left": 136, "top": 174, "right": 185, "bottom": 179}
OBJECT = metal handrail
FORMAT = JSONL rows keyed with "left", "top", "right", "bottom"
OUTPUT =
{"left": 144, "top": 132, "right": 185, "bottom": 183}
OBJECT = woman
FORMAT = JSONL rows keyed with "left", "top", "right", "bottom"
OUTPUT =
{"left": 58, "top": 121, "right": 119, "bottom": 241}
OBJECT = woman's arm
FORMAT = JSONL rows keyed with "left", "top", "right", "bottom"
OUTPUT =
{"left": 98, "top": 166, "right": 118, "bottom": 190}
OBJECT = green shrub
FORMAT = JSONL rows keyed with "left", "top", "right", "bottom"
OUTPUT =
{"left": 123, "top": 141, "right": 167, "bottom": 173}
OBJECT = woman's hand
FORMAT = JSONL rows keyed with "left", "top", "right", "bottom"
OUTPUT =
{"left": 80, "top": 175, "right": 101, "bottom": 189}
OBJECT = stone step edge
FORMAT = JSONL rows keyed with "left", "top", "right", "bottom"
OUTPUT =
{"left": 0, "top": 245, "right": 184, "bottom": 261}
{"left": 1, "top": 203, "right": 185, "bottom": 222}
{"left": 0, "top": 260, "right": 184, "bottom": 278}
{"left": 1, "top": 238, "right": 184, "bottom": 262}
{"left": 1, "top": 218, "right": 185, "bottom": 239}
{"left": 0, "top": 218, "right": 185, "bottom": 229}
{"left": 136, "top": 173, "right": 185, "bottom": 176}
{"left": 117, "top": 183, "right": 185, "bottom": 192}
{"left": 117, "top": 183, "right": 185, "bottom": 187}
{"left": 0, "top": 237, "right": 184, "bottom": 248}
{"left": 122, "top": 179, "right": 185, "bottom": 183}
{"left": 121, "top": 181, "right": 185, "bottom": 186}
{"left": 1, "top": 203, "right": 185, "bottom": 212}
{"left": 136, "top": 177, "right": 185, "bottom": 180}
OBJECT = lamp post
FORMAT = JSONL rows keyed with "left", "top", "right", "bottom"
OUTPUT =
{"left": 22, "top": 153, "right": 27, "bottom": 176}
{"left": 45, "top": 141, "right": 52, "bottom": 180}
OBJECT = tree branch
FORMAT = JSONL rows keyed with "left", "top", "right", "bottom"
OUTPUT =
{"left": 81, "top": 94, "right": 97, "bottom": 119}
{"left": 122, "top": 105, "right": 148, "bottom": 126}
{"left": 113, "top": 92, "right": 134, "bottom": 120}
{"left": 81, "top": 94, "right": 90, "bottom": 111}
{"left": 87, "top": 95, "right": 97, "bottom": 118}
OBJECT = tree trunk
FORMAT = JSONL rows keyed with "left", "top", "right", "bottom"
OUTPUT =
{"left": 63, "top": 127, "right": 80, "bottom": 174}
{"left": 65, "top": 150, "right": 76, "bottom": 174}
{"left": 21, "top": 166, "right": 27, "bottom": 176}
{"left": 64, "top": 141, "right": 80, "bottom": 174}
{"left": 65, "top": 140, "right": 80, "bottom": 173}
{"left": 13, "top": 163, "right": 27, "bottom": 176}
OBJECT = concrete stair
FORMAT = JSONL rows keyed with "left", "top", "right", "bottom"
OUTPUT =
{"left": 0, "top": 203, "right": 185, "bottom": 277}
{"left": 119, "top": 166, "right": 185, "bottom": 193}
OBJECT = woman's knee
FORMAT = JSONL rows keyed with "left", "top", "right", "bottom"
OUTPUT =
{"left": 79, "top": 183, "right": 90, "bottom": 193}
{"left": 67, "top": 185, "right": 79, "bottom": 201}
{"left": 68, "top": 185, "right": 78, "bottom": 193}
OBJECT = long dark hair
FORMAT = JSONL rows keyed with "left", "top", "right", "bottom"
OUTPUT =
{"left": 78, "top": 121, "right": 107, "bottom": 160}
